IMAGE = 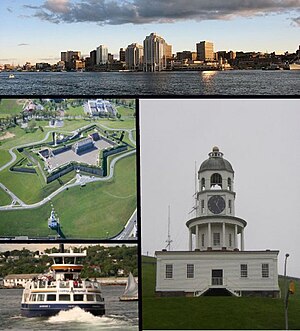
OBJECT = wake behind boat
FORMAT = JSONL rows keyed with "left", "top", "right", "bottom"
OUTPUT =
{"left": 21, "top": 245, "right": 105, "bottom": 317}
{"left": 119, "top": 272, "right": 138, "bottom": 301}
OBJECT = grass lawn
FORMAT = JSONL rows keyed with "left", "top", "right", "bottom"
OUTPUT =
{"left": 142, "top": 256, "right": 300, "bottom": 330}
{"left": 0, "top": 154, "right": 136, "bottom": 239}
{"left": 0, "top": 99, "right": 25, "bottom": 117}
{"left": 64, "top": 105, "right": 85, "bottom": 116}
{"left": 99, "top": 118, "right": 135, "bottom": 130}
{"left": 116, "top": 105, "right": 135, "bottom": 118}
{"left": 0, "top": 187, "right": 12, "bottom": 206}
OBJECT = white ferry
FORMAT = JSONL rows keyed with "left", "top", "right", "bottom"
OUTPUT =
{"left": 21, "top": 246, "right": 105, "bottom": 317}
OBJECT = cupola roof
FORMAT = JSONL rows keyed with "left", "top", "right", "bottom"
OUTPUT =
{"left": 199, "top": 146, "right": 234, "bottom": 173}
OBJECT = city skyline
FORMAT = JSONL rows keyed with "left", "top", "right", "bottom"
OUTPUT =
{"left": 1, "top": 0, "right": 300, "bottom": 65}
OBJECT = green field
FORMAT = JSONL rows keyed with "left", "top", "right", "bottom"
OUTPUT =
{"left": 142, "top": 256, "right": 300, "bottom": 330}
{"left": 0, "top": 99, "right": 25, "bottom": 117}
{"left": 0, "top": 154, "right": 136, "bottom": 238}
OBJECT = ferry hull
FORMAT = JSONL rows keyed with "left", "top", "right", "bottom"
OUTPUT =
{"left": 21, "top": 303, "right": 105, "bottom": 317}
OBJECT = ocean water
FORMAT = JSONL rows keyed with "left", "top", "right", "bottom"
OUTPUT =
{"left": 0, "top": 70, "right": 299, "bottom": 95}
{"left": 0, "top": 286, "right": 138, "bottom": 331}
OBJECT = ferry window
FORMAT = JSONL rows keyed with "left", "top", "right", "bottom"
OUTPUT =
{"left": 74, "top": 294, "right": 84, "bottom": 301}
{"left": 37, "top": 294, "right": 45, "bottom": 301}
{"left": 96, "top": 295, "right": 102, "bottom": 302}
{"left": 87, "top": 294, "right": 95, "bottom": 301}
{"left": 54, "top": 257, "right": 63, "bottom": 264}
{"left": 59, "top": 294, "right": 70, "bottom": 301}
{"left": 30, "top": 294, "right": 37, "bottom": 301}
{"left": 47, "top": 294, "right": 56, "bottom": 301}
{"left": 65, "top": 257, "right": 75, "bottom": 264}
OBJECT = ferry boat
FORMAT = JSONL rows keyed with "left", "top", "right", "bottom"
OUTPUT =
{"left": 21, "top": 246, "right": 105, "bottom": 317}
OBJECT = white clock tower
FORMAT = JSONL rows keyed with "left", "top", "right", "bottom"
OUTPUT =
{"left": 155, "top": 146, "right": 280, "bottom": 298}
{"left": 187, "top": 146, "right": 246, "bottom": 252}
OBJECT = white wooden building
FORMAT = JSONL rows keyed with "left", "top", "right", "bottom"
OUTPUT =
{"left": 155, "top": 147, "right": 280, "bottom": 298}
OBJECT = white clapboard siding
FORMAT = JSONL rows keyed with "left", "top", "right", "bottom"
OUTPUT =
{"left": 156, "top": 250, "right": 279, "bottom": 293}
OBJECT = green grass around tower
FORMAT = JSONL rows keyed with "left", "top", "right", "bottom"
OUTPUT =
{"left": 142, "top": 256, "right": 300, "bottom": 330}
{"left": 0, "top": 154, "right": 136, "bottom": 239}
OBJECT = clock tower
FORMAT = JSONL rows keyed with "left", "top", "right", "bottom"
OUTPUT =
{"left": 186, "top": 146, "right": 247, "bottom": 251}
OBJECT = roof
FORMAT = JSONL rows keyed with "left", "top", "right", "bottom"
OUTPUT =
{"left": 199, "top": 146, "right": 234, "bottom": 173}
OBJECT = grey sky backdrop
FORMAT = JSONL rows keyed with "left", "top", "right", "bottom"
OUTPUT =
{"left": 140, "top": 99, "right": 300, "bottom": 278}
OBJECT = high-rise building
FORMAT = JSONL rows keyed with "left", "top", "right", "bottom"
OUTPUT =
{"left": 143, "top": 33, "right": 171, "bottom": 72}
{"left": 119, "top": 48, "right": 126, "bottom": 62}
{"left": 61, "top": 51, "right": 81, "bottom": 63}
{"left": 196, "top": 41, "right": 215, "bottom": 62}
{"left": 125, "top": 43, "right": 144, "bottom": 71}
{"left": 89, "top": 50, "right": 97, "bottom": 67}
{"left": 96, "top": 45, "right": 108, "bottom": 65}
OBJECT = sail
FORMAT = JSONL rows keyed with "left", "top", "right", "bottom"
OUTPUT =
{"left": 120, "top": 272, "right": 138, "bottom": 299}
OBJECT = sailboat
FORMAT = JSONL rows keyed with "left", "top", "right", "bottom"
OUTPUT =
{"left": 119, "top": 272, "right": 138, "bottom": 301}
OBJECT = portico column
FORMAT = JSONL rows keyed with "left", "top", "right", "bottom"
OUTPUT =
{"left": 222, "top": 222, "right": 226, "bottom": 248}
{"left": 208, "top": 222, "right": 212, "bottom": 248}
{"left": 241, "top": 228, "right": 245, "bottom": 251}
{"left": 189, "top": 228, "right": 193, "bottom": 251}
{"left": 195, "top": 225, "right": 199, "bottom": 250}
{"left": 234, "top": 224, "right": 238, "bottom": 249}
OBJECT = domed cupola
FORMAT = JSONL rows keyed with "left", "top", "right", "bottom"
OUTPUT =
{"left": 186, "top": 147, "right": 246, "bottom": 252}
{"left": 199, "top": 146, "right": 234, "bottom": 173}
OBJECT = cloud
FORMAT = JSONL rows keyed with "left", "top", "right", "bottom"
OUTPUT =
{"left": 25, "top": 0, "right": 300, "bottom": 25}
{"left": 18, "top": 43, "right": 30, "bottom": 46}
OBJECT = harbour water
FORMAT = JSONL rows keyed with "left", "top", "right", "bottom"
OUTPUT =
{"left": 0, "top": 286, "right": 138, "bottom": 331}
{"left": 0, "top": 70, "right": 299, "bottom": 95}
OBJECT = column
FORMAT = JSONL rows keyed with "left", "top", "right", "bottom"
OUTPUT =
{"left": 195, "top": 225, "right": 199, "bottom": 250}
{"left": 241, "top": 228, "right": 245, "bottom": 251}
{"left": 234, "top": 224, "right": 238, "bottom": 249}
{"left": 208, "top": 222, "right": 212, "bottom": 248}
{"left": 222, "top": 222, "right": 226, "bottom": 248}
{"left": 189, "top": 228, "right": 193, "bottom": 251}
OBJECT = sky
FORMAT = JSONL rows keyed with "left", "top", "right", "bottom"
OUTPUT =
{"left": 140, "top": 99, "right": 300, "bottom": 278}
{"left": 0, "top": 0, "right": 299, "bottom": 65}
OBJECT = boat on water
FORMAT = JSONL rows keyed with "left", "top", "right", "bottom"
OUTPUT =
{"left": 8, "top": 74, "right": 15, "bottom": 78}
{"left": 119, "top": 272, "right": 138, "bottom": 301}
{"left": 21, "top": 245, "right": 105, "bottom": 317}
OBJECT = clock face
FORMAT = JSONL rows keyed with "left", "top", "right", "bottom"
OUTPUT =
{"left": 208, "top": 196, "right": 225, "bottom": 214}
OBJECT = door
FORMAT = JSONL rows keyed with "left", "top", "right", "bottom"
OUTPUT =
{"left": 212, "top": 269, "right": 223, "bottom": 285}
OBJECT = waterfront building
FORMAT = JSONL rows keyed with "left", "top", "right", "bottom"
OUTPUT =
{"left": 90, "top": 50, "right": 97, "bottom": 67}
{"left": 96, "top": 45, "right": 108, "bottom": 65}
{"left": 156, "top": 146, "right": 280, "bottom": 298}
{"left": 143, "top": 33, "right": 171, "bottom": 72}
{"left": 196, "top": 41, "right": 215, "bottom": 61}
{"left": 4, "top": 274, "right": 39, "bottom": 288}
{"left": 119, "top": 48, "right": 126, "bottom": 62}
{"left": 125, "top": 43, "right": 144, "bottom": 71}
{"left": 61, "top": 51, "right": 81, "bottom": 70}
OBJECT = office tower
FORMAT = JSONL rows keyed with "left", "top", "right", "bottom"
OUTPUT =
{"left": 96, "top": 45, "right": 108, "bottom": 65}
{"left": 119, "top": 48, "right": 126, "bottom": 62}
{"left": 143, "top": 33, "right": 171, "bottom": 72}
{"left": 125, "top": 43, "right": 144, "bottom": 70}
{"left": 196, "top": 41, "right": 214, "bottom": 61}
{"left": 89, "top": 50, "right": 97, "bottom": 66}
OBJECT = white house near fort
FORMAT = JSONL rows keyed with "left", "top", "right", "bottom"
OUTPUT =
{"left": 156, "top": 147, "right": 280, "bottom": 298}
